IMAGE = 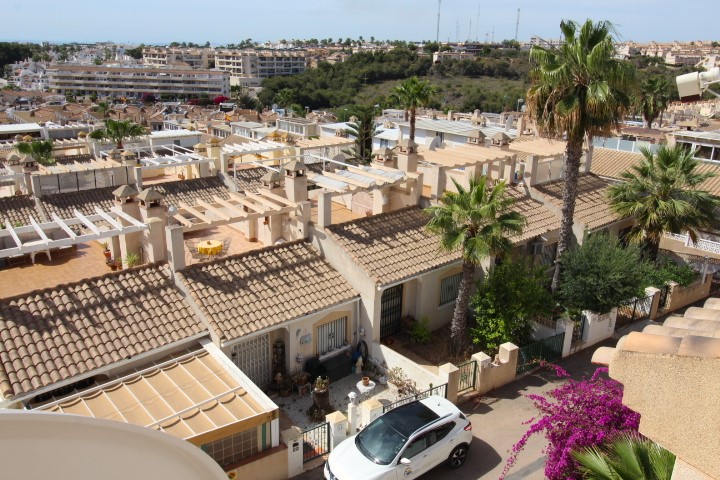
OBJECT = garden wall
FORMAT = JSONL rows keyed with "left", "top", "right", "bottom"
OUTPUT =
{"left": 225, "top": 445, "right": 288, "bottom": 480}
{"left": 664, "top": 274, "right": 713, "bottom": 313}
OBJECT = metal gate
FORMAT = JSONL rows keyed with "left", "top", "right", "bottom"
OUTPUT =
{"left": 380, "top": 284, "right": 403, "bottom": 338}
{"left": 456, "top": 359, "right": 477, "bottom": 393}
{"left": 516, "top": 331, "right": 565, "bottom": 374}
{"left": 302, "top": 422, "right": 330, "bottom": 463}
{"left": 616, "top": 293, "right": 653, "bottom": 327}
{"left": 231, "top": 334, "right": 272, "bottom": 388}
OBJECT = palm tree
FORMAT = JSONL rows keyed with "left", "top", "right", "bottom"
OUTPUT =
{"left": 526, "top": 19, "right": 635, "bottom": 292}
{"left": 635, "top": 77, "right": 671, "bottom": 129}
{"left": 343, "top": 104, "right": 378, "bottom": 164}
{"left": 426, "top": 177, "right": 525, "bottom": 355}
{"left": 16, "top": 139, "right": 54, "bottom": 166}
{"left": 573, "top": 432, "right": 675, "bottom": 480}
{"left": 607, "top": 145, "right": 720, "bottom": 261}
{"left": 88, "top": 119, "right": 146, "bottom": 149}
{"left": 391, "top": 77, "right": 436, "bottom": 142}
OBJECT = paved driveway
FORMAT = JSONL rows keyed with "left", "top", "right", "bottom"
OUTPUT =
{"left": 298, "top": 342, "right": 607, "bottom": 480}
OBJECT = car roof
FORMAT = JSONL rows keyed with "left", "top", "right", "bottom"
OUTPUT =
{"left": 418, "top": 395, "right": 461, "bottom": 418}
{"left": 381, "top": 400, "right": 440, "bottom": 437}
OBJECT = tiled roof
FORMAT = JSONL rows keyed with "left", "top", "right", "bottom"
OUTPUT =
{"left": 506, "top": 189, "right": 563, "bottom": 242}
{"left": 39, "top": 186, "right": 116, "bottom": 219}
{"left": 533, "top": 174, "right": 624, "bottom": 230}
{"left": 0, "top": 264, "right": 206, "bottom": 399}
{"left": 0, "top": 195, "right": 45, "bottom": 227}
{"left": 325, "top": 207, "right": 461, "bottom": 286}
{"left": 231, "top": 167, "right": 270, "bottom": 193}
{"left": 590, "top": 147, "right": 720, "bottom": 197}
{"left": 151, "top": 176, "right": 230, "bottom": 207}
{"left": 178, "top": 241, "right": 359, "bottom": 343}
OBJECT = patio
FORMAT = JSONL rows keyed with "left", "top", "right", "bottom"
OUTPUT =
{"left": 275, "top": 372, "right": 398, "bottom": 431}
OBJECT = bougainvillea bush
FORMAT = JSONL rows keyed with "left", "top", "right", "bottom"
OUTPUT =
{"left": 500, "top": 366, "right": 640, "bottom": 480}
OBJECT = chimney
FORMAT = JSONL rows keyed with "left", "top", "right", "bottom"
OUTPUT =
{"left": 371, "top": 147, "right": 396, "bottom": 169}
{"left": 283, "top": 159, "right": 308, "bottom": 203}
{"left": 395, "top": 139, "right": 418, "bottom": 173}
{"left": 165, "top": 224, "right": 186, "bottom": 273}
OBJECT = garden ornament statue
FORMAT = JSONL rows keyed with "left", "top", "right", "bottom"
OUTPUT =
{"left": 355, "top": 356, "right": 363, "bottom": 374}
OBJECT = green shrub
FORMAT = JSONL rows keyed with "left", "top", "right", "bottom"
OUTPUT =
{"left": 409, "top": 316, "right": 432, "bottom": 344}
{"left": 558, "top": 234, "right": 647, "bottom": 313}
{"left": 471, "top": 257, "right": 554, "bottom": 353}
{"left": 643, "top": 255, "right": 697, "bottom": 287}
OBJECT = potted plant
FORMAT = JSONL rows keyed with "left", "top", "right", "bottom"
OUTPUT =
{"left": 115, "top": 258, "right": 123, "bottom": 270}
{"left": 108, "top": 258, "right": 118, "bottom": 271}
{"left": 124, "top": 252, "right": 140, "bottom": 268}
{"left": 292, "top": 371, "right": 309, "bottom": 387}
{"left": 279, "top": 378, "right": 292, "bottom": 397}
{"left": 101, "top": 241, "right": 111, "bottom": 260}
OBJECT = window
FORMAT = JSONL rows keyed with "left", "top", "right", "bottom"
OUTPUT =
{"left": 402, "top": 433, "right": 430, "bottom": 459}
{"left": 316, "top": 316, "right": 347, "bottom": 355}
{"left": 439, "top": 272, "right": 462, "bottom": 306}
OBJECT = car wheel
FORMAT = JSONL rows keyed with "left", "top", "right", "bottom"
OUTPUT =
{"left": 448, "top": 445, "right": 468, "bottom": 469}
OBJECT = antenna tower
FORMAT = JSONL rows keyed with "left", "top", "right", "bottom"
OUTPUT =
{"left": 515, "top": 8, "right": 520, "bottom": 42}
{"left": 436, "top": 0, "right": 442, "bottom": 44}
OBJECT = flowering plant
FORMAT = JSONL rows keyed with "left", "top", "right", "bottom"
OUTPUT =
{"left": 500, "top": 366, "right": 640, "bottom": 480}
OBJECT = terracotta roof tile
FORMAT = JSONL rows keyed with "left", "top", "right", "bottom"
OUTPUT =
{"left": 178, "top": 241, "right": 358, "bottom": 343}
{"left": 591, "top": 147, "right": 720, "bottom": 197}
{"left": 231, "top": 167, "right": 270, "bottom": 193}
{"left": 0, "top": 195, "right": 45, "bottom": 226}
{"left": 39, "top": 186, "right": 116, "bottom": 219}
{"left": 151, "top": 176, "right": 230, "bottom": 207}
{"left": 0, "top": 264, "right": 205, "bottom": 399}
{"left": 533, "top": 173, "right": 625, "bottom": 230}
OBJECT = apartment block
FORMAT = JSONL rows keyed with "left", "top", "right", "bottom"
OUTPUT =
{"left": 45, "top": 65, "right": 230, "bottom": 98}
{"left": 214, "top": 49, "right": 307, "bottom": 79}
{"left": 142, "top": 47, "right": 212, "bottom": 69}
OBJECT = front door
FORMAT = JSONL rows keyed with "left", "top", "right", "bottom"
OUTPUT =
{"left": 380, "top": 284, "right": 403, "bottom": 339}
{"left": 231, "top": 334, "right": 271, "bottom": 387}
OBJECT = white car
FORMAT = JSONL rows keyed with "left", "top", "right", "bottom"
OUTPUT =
{"left": 324, "top": 395, "right": 472, "bottom": 480}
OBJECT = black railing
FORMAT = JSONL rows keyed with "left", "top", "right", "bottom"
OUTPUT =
{"left": 572, "top": 314, "right": 586, "bottom": 342}
{"left": 383, "top": 383, "right": 448, "bottom": 413}
{"left": 658, "top": 284, "right": 670, "bottom": 311}
{"left": 456, "top": 359, "right": 477, "bottom": 393}
{"left": 516, "top": 331, "right": 565, "bottom": 374}
{"left": 302, "top": 421, "right": 330, "bottom": 463}
{"left": 616, "top": 293, "right": 654, "bottom": 326}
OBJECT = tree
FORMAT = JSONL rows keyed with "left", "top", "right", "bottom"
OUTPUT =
{"left": 88, "top": 119, "right": 146, "bottom": 149}
{"left": 558, "top": 233, "right": 647, "bottom": 313}
{"left": 573, "top": 432, "right": 676, "bottom": 480}
{"left": 16, "top": 139, "right": 54, "bottom": 166}
{"left": 607, "top": 145, "right": 720, "bottom": 260}
{"left": 426, "top": 178, "right": 525, "bottom": 355}
{"left": 391, "top": 76, "right": 437, "bottom": 142}
{"left": 342, "top": 104, "right": 378, "bottom": 164}
{"left": 213, "top": 95, "right": 229, "bottom": 105}
{"left": 126, "top": 44, "right": 144, "bottom": 60}
{"left": 470, "top": 257, "right": 554, "bottom": 353}
{"left": 525, "top": 19, "right": 635, "bottom": 292}
{"left": 635, "top": 76, "right": 670, "bottom": 129}
{"left": 501, "top": 367, "right": 641, "bottom": 480}
{"left": 274, "top": 88, "right": 296, "bottom": 110}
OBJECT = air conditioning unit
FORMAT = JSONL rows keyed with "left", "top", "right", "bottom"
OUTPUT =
{"left": 529, "top": 241, "right": 544, "bottom": 256}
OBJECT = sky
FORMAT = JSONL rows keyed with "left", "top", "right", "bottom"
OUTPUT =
{"left": 2, "top": 0, "right": 716, "bottom": 45}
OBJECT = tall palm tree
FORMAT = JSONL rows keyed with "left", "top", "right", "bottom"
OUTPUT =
{"left": 573, "top": 432, "right": 675, "bottom": 480}
{"left": 342, "top": 104, "right": 378, "bottom": 164}
{"left": 88, "top": 119, "right": 146, "bottom": 149}
{"left": 526, "top": 19, "right": 635, "bottom": 292}
{"left": 635, "top": 77, "right": 671, "bottom": 129}
{"left": 607, "top": 145, "right": 720, "bottom": 261}
{"left": 16, "top": 139, "right": 54, "bottom": 166}
{"left": 426, "top": 177, "right": 525, "bottom": 356}
{"left": 391, "top": 77, "right": 436, "bottom": 142}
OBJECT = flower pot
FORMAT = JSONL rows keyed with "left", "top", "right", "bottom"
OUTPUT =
{"left": 362, "top": 376, "right": 370, "bottom": 386}
{"left": 103, "top": 250, "right": 111, "bottom": 260}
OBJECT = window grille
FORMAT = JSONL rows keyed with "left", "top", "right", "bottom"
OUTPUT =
{"left": 439, "top": 273, "right": 462, "bottom": 306}
{"left": 316, "top": 317, "right": 347, "bottom": 355}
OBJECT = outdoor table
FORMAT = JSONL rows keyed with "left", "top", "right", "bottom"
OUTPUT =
{"left": 197, "top": 240, "right": 223, "bottom": 255}
{"left": 356, "top": 379, "right": 376, "bottom": 401}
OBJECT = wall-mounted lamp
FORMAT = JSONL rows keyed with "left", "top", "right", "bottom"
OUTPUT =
{"left": 296, "top": 353, "right": 304, "bottom": 363}
{"left": 358, "top": 327, "right": 366, "bottom": 337}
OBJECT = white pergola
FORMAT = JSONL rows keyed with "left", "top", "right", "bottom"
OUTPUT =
{"left": 0, "top": 207, "right": 148, "bottom": 259}
{"left": 172, "top": 190, "right": 299, "bottom": 233}
{"left": 305, "top": 154, "right": 407, "bottom": 193}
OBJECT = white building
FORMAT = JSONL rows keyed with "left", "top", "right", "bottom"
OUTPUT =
{"left": 45, "top": 65, "right": 230, "bottom": 98}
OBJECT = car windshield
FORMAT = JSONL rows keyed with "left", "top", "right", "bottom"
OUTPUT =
{"left": 355, "top": 417, "right": 407, "bottom": 465}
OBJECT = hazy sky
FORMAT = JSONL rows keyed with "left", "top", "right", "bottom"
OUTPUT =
{"left": 2, "top": 0, "right": 715, "bottom": 45}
